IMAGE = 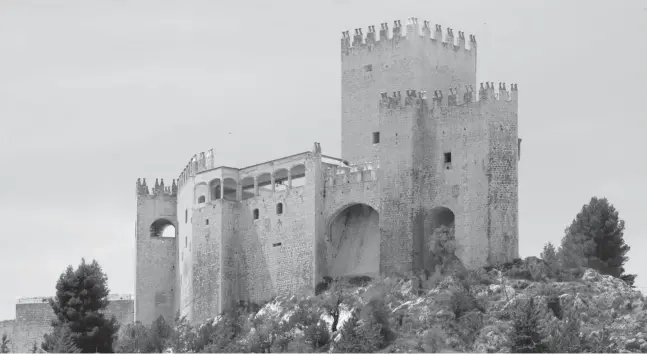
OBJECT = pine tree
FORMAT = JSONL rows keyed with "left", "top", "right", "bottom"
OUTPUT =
{"left": 540, "top": 242, "right": 561, "bottom": 277}
{"left": 42, "top": 258, "right": 119, "bottom": 353}
{"left": 42, "top": 325, "right": 82, "bottom": 353}
{"left": 510, "top": 298, "right": 549, "bottom": 353}
{"left": 559, "top": 197, "right": 636, "bottom": 285}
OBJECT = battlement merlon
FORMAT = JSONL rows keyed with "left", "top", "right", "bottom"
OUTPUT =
{"left": 177, "top": 148, "right": 215, "bottom": 190}
{"left": 378, "top": 82, "right": 518, "bottom": 114}
{"left": 341, "top": 18, "right": 477, "bottom": 67}
{"left": 136, "top": 178, "right": 178, "bottom": 197}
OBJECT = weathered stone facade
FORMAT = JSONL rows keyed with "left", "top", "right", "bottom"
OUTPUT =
{"left": 1, "top": 294, "right": 133, "bottom": 353}
{"left": 133, "top": 17, "right": 520, "bottom": 325}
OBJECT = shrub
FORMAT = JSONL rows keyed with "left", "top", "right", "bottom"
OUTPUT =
{"left": 546, "top": 309, "right": 583, "bottom": 352}
{"left": 333, "top": 310, "right": 384, "bottom": 353}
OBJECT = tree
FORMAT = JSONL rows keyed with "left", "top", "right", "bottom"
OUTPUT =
{"left": 559, "top": 197, "right": 636, "bottom": 285}
{"left": 540, "top": 242, "right": 561, "bottom": 277}
{"left": 113, "top": 322, "right": 150, "bottom": 353}
{"left": 1, "top": 333, "right": 10, "bottom": 353}
{"left": 42, "top": 258, "right": 119, "bottom": 353}
{"left": 42, "top": 325, "right": 82, "bottom": 353}
{"left": 509, "top": 298, "right": 549, "bottom": 353}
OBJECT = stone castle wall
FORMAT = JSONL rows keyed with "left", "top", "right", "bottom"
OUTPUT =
{"left": 3, "top": 295, "right": 133, "bottom": 353}
{"left": 133, "top": 17, "right": 520, "bottom": 326}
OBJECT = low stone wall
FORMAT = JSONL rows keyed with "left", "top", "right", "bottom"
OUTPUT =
{"left": 4, "top": 295, "right": 134, "bottom": 353}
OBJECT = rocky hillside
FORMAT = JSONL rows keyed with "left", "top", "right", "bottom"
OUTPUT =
{"left": 209, "top": 259, "right": 647, "bottom": 353}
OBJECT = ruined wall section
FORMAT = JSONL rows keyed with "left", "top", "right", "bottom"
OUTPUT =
{"left": 10, "top": 295, "right": 133, "bottom": 353}
{"left": 341, "top": 18, "right": 477, "bottom": 165}
{"left": 135, "top": 179, "right": 177, "bottom": 325}
{"left": 484, "top": 84, "right": 520, "bottom": 264}
{"left": 107, "top": 295, "right": 135, "bottom": 326}
{"left": 236, "top": 154, "right": 319, "bottom": 305}
{"left": 12, "top": 301, "right": 51, "bottom": 353}
{"left": 191, "top": 201, "right": 222, "bottom": 324}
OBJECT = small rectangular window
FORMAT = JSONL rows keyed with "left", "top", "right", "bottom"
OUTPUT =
{"left": 253, "top": 209, "right": 259, "bottom": 220}
{"left": 444, "top": 152, "right": 452, "bottom": 170}
{"left": 364, "top": 64, "right": 372, "bottom": 72}
{"left": 272, "top": 242, "right": 282, "bottom": 247}
{"left": 372, "top": 132, "right": 380, "bottom": 144}
{"left": 185, "top": 236, "right": 187, "bottom": 247}
{"left": 444, "top": 152, "right": 452, "bottom": 163}
{"left": 205, "top": 219, "right": 209, "bottom": 225}
{"left": 276, "top": 203, "right": 283, "bottom": 215}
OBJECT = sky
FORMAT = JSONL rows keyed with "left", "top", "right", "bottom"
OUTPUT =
{"left": 0, "top": 0, "right": 646, "bottom": 320}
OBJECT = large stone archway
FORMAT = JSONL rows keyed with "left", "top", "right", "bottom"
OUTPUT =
{"left": 326, "top": 203, "right": 380, "bottom": 278}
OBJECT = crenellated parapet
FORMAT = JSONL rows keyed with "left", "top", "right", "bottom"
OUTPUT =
{"left": 378, "top": 82, "right": 518, "bottom": 112}
{"left": 341, "top": 17, "right": 476, "bottom": 60}
{"left": 177, "top": 148, "right": 215, "bottom": 190}
{"left": 324, "top": 161, "right": 380, "bottom": 187}
{"left": 136, "top": 178, "right": 177, "bottom": 197}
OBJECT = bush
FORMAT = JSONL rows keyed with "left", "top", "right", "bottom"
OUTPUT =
{"left": 545, "top": 309, "right": 583, "bottom": 352}
{"left": 333, "top": 310, "right": 384, "bottom": 353}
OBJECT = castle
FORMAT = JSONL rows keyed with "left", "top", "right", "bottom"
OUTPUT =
{"left": 135, "top": 17, "right": 520, "bottom": 325}
{"left": 1, "top": 17, "right": 520, "bottom": 352}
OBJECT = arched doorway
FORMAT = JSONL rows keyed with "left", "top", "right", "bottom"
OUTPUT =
{"left": 414, "top": 206, "right": 462, "bottom": 278}
{"left": 327, "top": 204, "right": 380, "bottom": 278}
{"left": 430, "top": 206, "right": 455, "bottom": 231}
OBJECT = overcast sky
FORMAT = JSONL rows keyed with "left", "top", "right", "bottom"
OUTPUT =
{"left": 1, "top": 0, "right": 646, "bottom": 320}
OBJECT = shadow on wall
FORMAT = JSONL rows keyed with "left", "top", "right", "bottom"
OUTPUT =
{"left": 325, "top": 204, "right": 380, "bottom": 278}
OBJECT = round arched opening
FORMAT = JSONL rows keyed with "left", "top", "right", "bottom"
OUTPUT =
{"left": 150, "top": 219, "right": 176, "bottom": 238}
{"left": 414, "top": 206, "right": 461, "bottom": 279}
{"left": 327, "top": 203, "right": 379, "bottom": 278}
{"left": 430, "top": 206, "right": 455, "bottom": 230}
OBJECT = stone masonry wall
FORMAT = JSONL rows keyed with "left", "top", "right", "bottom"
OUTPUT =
{"left": 235, "top": 161, "right": 316, "bottom": 304}
{"left": 135, "top": 191, "right": 177, "bottom": 325}
{"left": 220, "top": 201, "right": 239, "bottom": 312}
{"left": 8, "top": 296, "right": 133, "bottom": 353}
{"left": 342, "top": 20, "right": 479, "bottom": 277}
{"left": 319, "top": 165, "right": 380, "bottom": 281}
{"left": 419, "top": 100, "right": 491, "bottom": 271}
{"left": 191, "top": 201, "right": 222, "bottom": 324}
{"left": 485, "top": 96, "right": 520, "bottom": 264}
{"left": 341, "top": 19, "right": 477, "bottom": 166}
{"left": 177, "top": 182, "right": 195, "bottom": 321}
{"left": 377, "top": 102, "right": 418, "bottom": 277}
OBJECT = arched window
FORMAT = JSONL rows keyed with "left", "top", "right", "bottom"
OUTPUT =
{"left": 197, "top": 195, "right": 206, "bottom": 204}
{"left": 149, "top": 219, "right": 176, "bottom": 238}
